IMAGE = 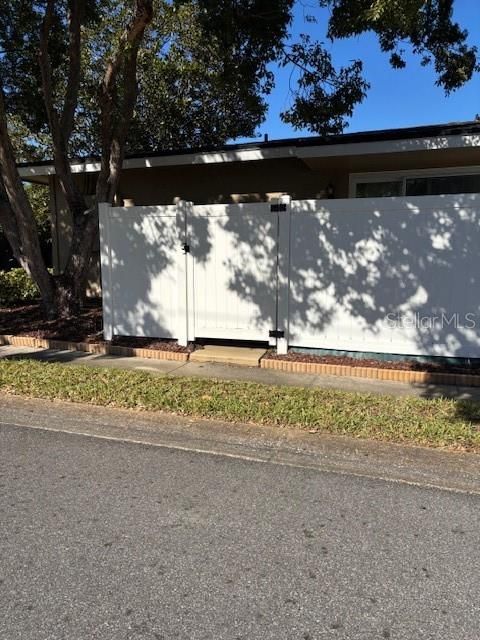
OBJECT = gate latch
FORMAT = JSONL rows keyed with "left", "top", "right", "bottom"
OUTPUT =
{"left": 269, "top": 329, "right": 285, "bottom": 339}
{"left": 270, "top": 203, "right": 287, "bottom": 213}
{"left": 182, "top": 243, "right": 190, "bottom": 254}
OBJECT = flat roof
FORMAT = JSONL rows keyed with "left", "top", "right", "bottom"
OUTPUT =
{"left": 18, "top": 120, "right": 480, "bottom": 178}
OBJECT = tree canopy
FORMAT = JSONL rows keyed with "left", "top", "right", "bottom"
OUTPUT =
{"left": 324, "top": 0, "right": 477, "bottom": 91}
{"left": 2, "top": 1, "right": 476, "bottom": 162}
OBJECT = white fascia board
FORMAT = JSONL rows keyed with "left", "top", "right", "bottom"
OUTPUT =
{"left": 136, "top": 145, "right": 296, "bottom": 167}
{"left": 17, "top": 133, "right": 480, "bottom": 178}
{"left": 18, "top": 145, "right": 296, "bottom": 178}
{"left": 296, "top": 134, "right": 480, "bottom": 159}
{"left": 19, "top": 164, "right": 56, "bottom": 177}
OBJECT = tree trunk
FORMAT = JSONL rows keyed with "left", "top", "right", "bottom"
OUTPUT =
{"left": 0, "top": 122, "right": 56, "bottom": 316}
{"left": 38, "top": 0, "right": 153, "bottom": 319}
{"left": 0, "top": 1, "right": 153, "bottom": 321}
{"left": 51, "top": 274, "right": 81, "bottom": 318}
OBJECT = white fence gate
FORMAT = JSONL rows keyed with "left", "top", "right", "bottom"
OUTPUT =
{"left": 187, "top": 202, "right": 281, "bottom": 342}
{"left": 100, "top": 193, "right": 480, "bottom": 358}
{"left": 99, "top": 198, "right": 290, "bottom": 350}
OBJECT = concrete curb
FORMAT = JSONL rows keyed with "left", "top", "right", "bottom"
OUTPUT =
{"left": 260, "top": 356, "right": 480, "bottom": 388}
{"left": 0, "top": 334, "right": 189, "bottom": 362}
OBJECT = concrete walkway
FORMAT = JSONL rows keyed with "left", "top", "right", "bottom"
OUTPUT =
{"left": 1, "top": 343, "right": 480, "bottom": 401}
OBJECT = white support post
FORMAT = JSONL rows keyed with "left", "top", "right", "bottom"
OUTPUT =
{"left": 98, "top": 202, "right": 114, "bottom": 342}
{"left": 185, "top": 203, "right": 195, "bottom": 344}
{"left": 276, "top": 195, "right": 291, "bottom": 355}
{"left": 176, "top": 200, "right": 192, "bottom": 347}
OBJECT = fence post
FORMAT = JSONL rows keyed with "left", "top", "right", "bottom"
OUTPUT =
{"left": 276, "top": 194, "right": 291, "bottom": 355}
{"left": 98, "top": 202, "right": 114, "bottom": 342}
{"left": 176, "top": 200, "right": 192, "bottom": 347}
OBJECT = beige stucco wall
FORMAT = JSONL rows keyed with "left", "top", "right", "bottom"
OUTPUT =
{"left": 117, "top": 157, "right": 342, "bottom": 205}
{"left": 116, "top": 146, "right": 480, "bottom": 206}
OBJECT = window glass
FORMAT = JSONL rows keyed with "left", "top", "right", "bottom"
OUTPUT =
{"left": 405, "top": 178, "right": 429, "bottom": 196}
{"left": 355, "top": 181, "right": 403, "bottom": 198}
{"left": 406, "top": 174, "right": 480, "bottom": 196}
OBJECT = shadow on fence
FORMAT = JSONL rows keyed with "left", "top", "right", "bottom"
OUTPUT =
{"left": 101, "top": 193, "right": 480, "bottom": 360}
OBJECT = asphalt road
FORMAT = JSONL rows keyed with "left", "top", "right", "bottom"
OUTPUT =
{"left": 1, "top": 421, "right": 479, "bottom": 640}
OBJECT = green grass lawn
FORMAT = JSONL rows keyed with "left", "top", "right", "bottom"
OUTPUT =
{"left": 1, "top": 358, "right": 480, "bottom": 451}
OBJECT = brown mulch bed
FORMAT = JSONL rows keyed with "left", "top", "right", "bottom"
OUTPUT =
{"left": 263, "top": 349, "right": 480, "bottom": 376}
{"left": 111, "top": 336, "right": 193, "bottom": 353}
{"left": 3, "top": 304, "right": 480, "bottom": 369}
{"left": 0, "top": 303, "right": 191, "bottom": 353}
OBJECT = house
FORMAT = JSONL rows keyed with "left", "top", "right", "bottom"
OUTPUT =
{"left": 19, "top": 120, "right": 480, "bottom": 359}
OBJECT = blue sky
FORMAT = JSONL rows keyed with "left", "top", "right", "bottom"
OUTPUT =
{"left": 253, "top": 0, "right": 480, "bottom": 141}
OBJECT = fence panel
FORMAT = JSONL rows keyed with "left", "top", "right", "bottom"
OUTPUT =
{"left": 100, "top": 194, "right": 480, "bottom": 358}
{"left": 289, "top": 194, "right": 480, "bottom": 357}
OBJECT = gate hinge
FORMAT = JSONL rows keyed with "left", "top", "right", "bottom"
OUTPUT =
{"left": 269, "top": 329, "right": 285, "bottom": 339}
{"left": 182, "top": 243, "right": 190, "bottom": 254}
{"left": 270, "top": 203, "right": 287, "bottom": 213}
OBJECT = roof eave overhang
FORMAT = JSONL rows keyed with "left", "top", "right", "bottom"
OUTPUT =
{"left": 17, "top": 133, "right": 480, "bottom": 179}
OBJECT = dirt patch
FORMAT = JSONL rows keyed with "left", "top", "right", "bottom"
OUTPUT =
{"left": 0, "top": 303, "right": 191, "bottom": 353}
{"left": 263, "top": 349, "right": 480, "bottom": 376}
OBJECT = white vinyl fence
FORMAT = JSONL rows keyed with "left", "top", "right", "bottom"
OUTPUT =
{"left": 99, "top": 193, "right": 480, "bottom": 358}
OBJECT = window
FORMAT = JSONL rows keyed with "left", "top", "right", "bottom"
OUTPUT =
{"left": 355, "top": 181, "right": 403, "bottom": 198}
{"left": 352, "top": 170, "right": 480, "bottom": 198}
{"left": 405, "top": 174, "right": 480, "bottom": 196}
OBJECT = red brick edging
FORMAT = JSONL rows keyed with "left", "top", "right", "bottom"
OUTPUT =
{"left": 0, "top": 335, "right": 189, "bottom": 362}
{"left": 260, "top": 357, "right": 480, "bottom": 387}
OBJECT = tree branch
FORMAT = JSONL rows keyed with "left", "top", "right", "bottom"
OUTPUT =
{"left": 96, "top": 0, "right": 153, "bottom": 203}
{"left": 283, "top": 49, "right": 341, "bottom": 90}
{"left": 38, "top": 0, "right": 58, "bottom": 138}
{"left": 105, "top": 37, "right": 141, "bottom": 200}
{"left": 61, "top": 0, "right": 84, "bottom": 140}
{"left": 62, "top": 1, "right": 153, "bottom": 302}
{"left": 38, "top": 0, "right": 86, "bottom": 217}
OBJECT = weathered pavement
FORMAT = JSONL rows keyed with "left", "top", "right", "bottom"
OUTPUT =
{"left": 1, "top": 396, "right": 480, "bottom": 639}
